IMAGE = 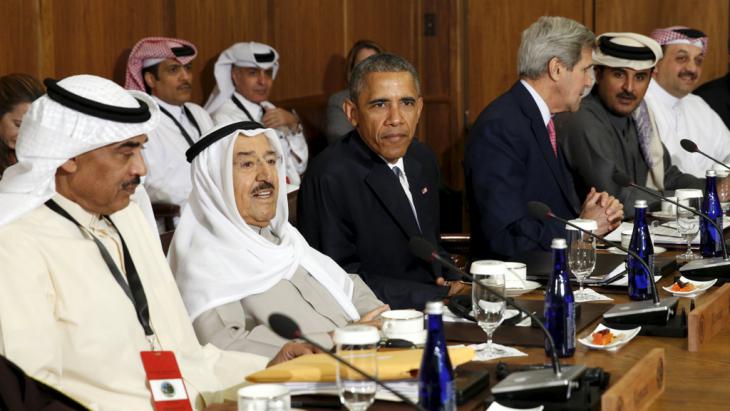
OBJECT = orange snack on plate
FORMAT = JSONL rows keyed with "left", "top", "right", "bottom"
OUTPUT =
{"left": 591, "top": 329, "right": 614, "bottom": 345}
{"left": 671, "top": 280, "right": 696, "bottom": 292}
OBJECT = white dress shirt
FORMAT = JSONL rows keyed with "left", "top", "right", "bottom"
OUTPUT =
{"left": 645, "top": 79, "right": 730, "bottom": 177}
{"left": 386, "top": 157, "right": 420, "bottom": 230}
{"left": 143, "top": 97, "right": 214, "bottom": 221}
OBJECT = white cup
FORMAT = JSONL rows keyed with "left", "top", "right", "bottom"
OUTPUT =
{"left": 237, "top": 384, "right": 290, "bottom": 411}
{"left": 470, "top": 260, "right": 526, "bottom": 289}
{"left": 661, "top": 197, "right": 677, "bottom": 214}
{"left": 381, "top": 309, "right": 424, "bottom": 338}
{"left": 621, "top": 230, "right": 633, "bottom": 249}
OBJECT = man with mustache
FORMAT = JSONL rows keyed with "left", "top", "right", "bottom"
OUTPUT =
{"left": 298, "top": 53, "right": 463, "bottom": 310}
{"left": 125, "top": 37, "right": 214, "bottom": 229}
{"left": 205, "top": 42, "right": 308, "bottom": 187}
{"left": 168, "top": 122, "right": 387, "bottom": 357}
{"left": 558, "top": 32, "right": 707, "bottom": 217}
{"left": 0, "top": 75, "right": 313, "bottom": 410}
{"left": 644, "top": 27, "right": 730, "bottom": 178}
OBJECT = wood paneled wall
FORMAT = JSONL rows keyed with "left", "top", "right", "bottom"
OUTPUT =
{"left": 1, "top": 0, "right": 728, "bottom": 194}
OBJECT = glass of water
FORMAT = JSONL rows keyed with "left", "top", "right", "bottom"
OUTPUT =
{"left": 472, "top": 271, "right": 506, "bottom": 356}
{"left": 566, "top": 219, "right": 597, "bottom": 299}
{"left": 333, "top": 325, "right": 380, "bottom": 411}
{"left": 675, "top": 189, "right": 703, "bottom": 262}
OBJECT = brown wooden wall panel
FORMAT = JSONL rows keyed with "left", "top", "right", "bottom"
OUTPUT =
{"left": 269, "top": 0, "right": 345, "bottom": 100}
{"left": 0, "top": 0, "right": 40, "bottom": 77}
{"left": 173, "top": 0, "right": 269, "bottom": 104}
{"left": 594, "top": 0, "right": 729, "bottom": 86}
{"left": 41, "top": 0, "right": 170, "bottom": 84}
{"left": 467, "top": 0, "right": 591, "bottom": 124}
{"left": 347, "top": 0, "right": 420, "bottom": 66}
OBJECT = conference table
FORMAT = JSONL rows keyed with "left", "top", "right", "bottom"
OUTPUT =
{"left": 360, "top": 250, "right": 730, "bottom": 411}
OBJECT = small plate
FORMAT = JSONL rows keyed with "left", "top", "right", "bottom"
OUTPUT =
{"left": 505, "top": 280, "right": 541, "bottom": 297}
{"left": 662, "top": 276, "right": 717, "bottom": 297}
{"left": 650, "top": 211, "right": 676, "bottom": 221}
{"left": 607, "top": 246, "right": 666, "bottom": 255}
{"left": 578, "top": 324, "right": 640, "bottom": 350}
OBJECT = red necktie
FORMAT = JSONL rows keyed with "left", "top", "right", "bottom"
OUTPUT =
{"left": 547, "top": 118, "right": 557, "bottom": 157}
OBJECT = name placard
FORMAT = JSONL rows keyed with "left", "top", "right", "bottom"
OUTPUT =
{"left": 601, "top": 348, "right": 665, "bottom": 411}
{"left": 688, "top": 283, "right": 730, "bottom": 352}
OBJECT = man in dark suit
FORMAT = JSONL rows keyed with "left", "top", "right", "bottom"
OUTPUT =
{"left": 465, "top": 16, "right": 624, "bottom": 260}
{"left": 298, "top": 53, "right": 461, "bottom": 310}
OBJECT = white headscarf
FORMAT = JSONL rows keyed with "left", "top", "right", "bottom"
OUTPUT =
{"left": 204, "top": 42, "right": 280, "bottom": 114}
{"left": 169, "top": 123, "right": 359, "bottom": 321}
{"left": 0, "top": 74, "right": 160, "bottom": 227}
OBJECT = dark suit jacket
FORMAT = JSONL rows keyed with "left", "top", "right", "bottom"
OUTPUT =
{"left": 298, "top": 131, "right": 454, "bottom": 310}
{"left": 695, "top": 74, "right": 730, "bottom": 130}
{"left": 464, "top": 82, "right": 581, "bottom": 260}
{"left": 0, "top": 355, "right": 87, "bottom": 410}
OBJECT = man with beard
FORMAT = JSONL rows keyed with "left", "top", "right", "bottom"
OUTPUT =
{"left": 558, "top": 32, "right": 709, "bottom": 217}
{"left": 125, "top": 37, "right": 214, "bottom": 228}
{"left": 644, "top": 26, "right": 730, "bottom": 178}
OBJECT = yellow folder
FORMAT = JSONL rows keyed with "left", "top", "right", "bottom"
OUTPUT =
{"left": 246, "top": 347, "right": 475, "bottom": 383}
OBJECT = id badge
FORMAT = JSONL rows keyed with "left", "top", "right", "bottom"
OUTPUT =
{"left": 140, "top": 351, "right": 193, "bottom": 411}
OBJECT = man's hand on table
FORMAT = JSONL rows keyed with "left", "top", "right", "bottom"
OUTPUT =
{"left": 580, "top": 187, "right": 624, "bottom": 235}
{"left": 436, "top": 276, "right": 471, "bottom": 297}
{"left": 267, "top": 341, "right": 322, "bottom": 367}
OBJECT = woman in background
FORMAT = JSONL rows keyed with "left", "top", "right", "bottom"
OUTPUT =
{"left": 0, "top": 73, "right": 44, "bottom": 176}
{"left": 324, "top": 40, "right": 383, "bottom": 144}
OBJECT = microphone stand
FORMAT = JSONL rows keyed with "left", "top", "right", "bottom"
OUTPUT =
{"left": 268, "top": 313, "right": 427, "bottom": 411}
{"left": 681, "top": 138, "right": 730, "bottom": 172}
{"left": 619, "top": 180, "right": 730, "bottom": 278}
{"left": 409, "top": 238, "right": 587, "bottom": 401}
{"left": 529, "top": 204, "right": 678, "bottom": 326}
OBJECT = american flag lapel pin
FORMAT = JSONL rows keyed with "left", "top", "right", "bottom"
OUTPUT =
{"left": 421, "top": 186, "right": 428, "bottom": 195}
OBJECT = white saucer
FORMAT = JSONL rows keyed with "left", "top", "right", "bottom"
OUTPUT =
{"left": 662, "top": 276, "right": 717, "bottom": 297}
{"left": 607, "top": 246, "right": 666, "bottom": 255}
{"left": 505, "top": 280, "right": 541, "bottom": 297}
{"left": 383, "top": 329, "right": 427, "bottom": 346}
{"left": 578, "top": 323, "right": 640, "bottom": 351}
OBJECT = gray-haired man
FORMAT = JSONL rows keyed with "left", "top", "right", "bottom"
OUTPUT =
{"left": 464, "top": 16, "right": 624, "bottom": 260}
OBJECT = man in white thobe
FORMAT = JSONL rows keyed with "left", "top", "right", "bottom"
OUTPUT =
{"left": 644, "top": 26, "right": 730, "bottom": 177}
{"left": 125, "top": 37, "right": 214, "bottom": 226}
{"left": 0, "top": 75, "right": 311, "bottom": 411}
{"left": 168, "top": 122, "right": 387, "bottom": 358}
{"left": 205, "top": 42, "right": 308, "bottom": 187}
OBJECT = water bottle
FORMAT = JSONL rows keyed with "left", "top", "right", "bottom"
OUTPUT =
{"left": 418, "top": 301, "right": 456, "bottom": 411}
{"left": 627, "top": 200, "right": 655, "bottom": 301}
{"left": 543, "top": 238, "right": 576, "bottom": 358}
{"left": 700, "top": 170, "right": 724, "bottom": 257}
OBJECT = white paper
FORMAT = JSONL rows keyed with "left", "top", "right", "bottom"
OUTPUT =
{"left": 470, "top": 343, "right": 528, "bottom": 361}
{"left": 574, "top": 288, "right": 613, "bottom": 302}
{"left": 607, "top": 219, "right": 730, "bottom": 245}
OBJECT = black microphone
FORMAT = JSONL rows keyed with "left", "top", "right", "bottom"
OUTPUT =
{"left": 612, "top": 171, "right": 730, "bottom": 278}
{"left": 409, "top": 237, "right": 588, "bottom": 401}
{"left": 680, "top": 138, "right": 730, "bottom": 171}
{"left": 527, "top": 201, "right": 679, "bottom": 326}
{"left": 268, "top": 313, "right": 426, "bottom": 410}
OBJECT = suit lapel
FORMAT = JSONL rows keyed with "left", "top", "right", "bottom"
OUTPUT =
{"left": 515, "top": 83, "right": 580, "bottom": 214}
{"left": 365, "top": 164, "right": 422, "bottom": 238}
{"left": 403, "top": 154, "right": 428, "bottom": 234}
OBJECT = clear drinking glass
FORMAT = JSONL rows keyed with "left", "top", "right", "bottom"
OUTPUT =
{"left": 675, "top": 190, "right": 702, "bottom": 262}
{"left": 566, "top": 219, "right": 597, "bottom": 299}
{"left": 472, "top": 272, "right": 506, "bottom": 356}
{"left": 334, "top": 325, "right": 379, "bottom": 411}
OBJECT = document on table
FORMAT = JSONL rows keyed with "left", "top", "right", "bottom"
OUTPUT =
{"left": 604, "top": 220, "right": 730, "bottom": 245}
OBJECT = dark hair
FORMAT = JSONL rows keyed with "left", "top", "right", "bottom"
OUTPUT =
{"left": 346, "top": 40, "right": 384, "bottom": 83}
{"left": 0, "top": 74, "right": 44, "bottom": 117}
{"left": 141, "top": 64, "right": 161, "bottom": 94}
{"left": 348, "top": 53, "right": 420, "bottom": 103}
